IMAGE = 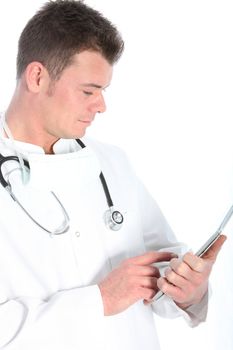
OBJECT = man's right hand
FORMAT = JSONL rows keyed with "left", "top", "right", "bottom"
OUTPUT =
{"left": 98, "top": 251, "right": 177, "bottom": 316}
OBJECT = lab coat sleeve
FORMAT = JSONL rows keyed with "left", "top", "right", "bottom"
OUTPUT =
{"left": 0, "top": 285, "right": 105, "bottom": 349}
{"left": 135, "top": 178, "right": 208, "bottom": 327}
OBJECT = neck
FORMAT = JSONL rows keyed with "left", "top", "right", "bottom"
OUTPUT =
{"left": 5, "top": 100, "right": 57, "bottom": 155}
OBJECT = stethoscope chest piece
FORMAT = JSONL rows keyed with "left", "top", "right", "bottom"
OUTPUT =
{"left": 104, "top": 206, "right": 124, "bottom": 231}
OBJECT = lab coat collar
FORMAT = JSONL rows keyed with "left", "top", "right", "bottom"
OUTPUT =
{"left": 27, "top": 143, "right": 101, "bottom": 191}
{"left": 0, "top": 134, "right": 101, "bottom": 191}
{"left": 0, "top": 134, "right": 83, "bottom": 157}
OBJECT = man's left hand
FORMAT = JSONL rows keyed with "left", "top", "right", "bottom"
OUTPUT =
{"left": 157, "top": 235, "right": 227, "bottom": 309}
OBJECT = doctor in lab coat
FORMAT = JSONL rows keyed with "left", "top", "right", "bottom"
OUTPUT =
{"left": 0, "top": 1, "right": 226, "bottom": 349}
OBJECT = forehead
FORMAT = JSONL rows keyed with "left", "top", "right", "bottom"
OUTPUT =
{"left": 62, "top": 50, "right": 113, "bottom": 85}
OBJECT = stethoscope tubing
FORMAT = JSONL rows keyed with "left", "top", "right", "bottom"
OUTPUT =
{"left": 0, "top": 139, "right": 124, "bottom": 234}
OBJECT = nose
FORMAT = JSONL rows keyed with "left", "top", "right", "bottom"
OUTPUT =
{"left": 90, "top": 92, "right": 106, "bottom": 114}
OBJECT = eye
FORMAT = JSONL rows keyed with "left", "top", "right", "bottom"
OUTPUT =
{"left": 83, "top": 91, "right": 93, "bottom": 96}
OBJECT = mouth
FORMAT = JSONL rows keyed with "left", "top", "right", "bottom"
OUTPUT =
{"left": 78, "top": 120, "right": 92, "bottom": 125}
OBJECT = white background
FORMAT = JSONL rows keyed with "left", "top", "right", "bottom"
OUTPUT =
{"left": 1, "top": 1, "right": 233, "bottom": 349}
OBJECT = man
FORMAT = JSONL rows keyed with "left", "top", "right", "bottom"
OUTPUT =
{"left": 0, "top": 1, "right": 225, "bottom": 349}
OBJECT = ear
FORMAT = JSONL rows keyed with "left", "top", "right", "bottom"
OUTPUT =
{"left": 24, "top": 62, "right": 49, "bottom": 93}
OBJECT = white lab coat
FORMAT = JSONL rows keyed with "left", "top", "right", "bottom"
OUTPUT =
{"left": 0, "top": 135, "right": 207, "bottom": 350}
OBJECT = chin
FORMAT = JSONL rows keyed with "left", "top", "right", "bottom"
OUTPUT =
{"left": 73, "top": 129, "right": 86, "bottom": 140}
{"left": 62, "top": 126, "right": 86, "bottom": 139}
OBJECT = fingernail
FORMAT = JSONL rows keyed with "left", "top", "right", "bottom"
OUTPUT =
{"left": 171, "top": 253, "right": 178, "bottom": 258}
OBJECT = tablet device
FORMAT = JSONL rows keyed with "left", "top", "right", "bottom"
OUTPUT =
{"left": 152, "top": 205, "right": 233, "bottom": 302}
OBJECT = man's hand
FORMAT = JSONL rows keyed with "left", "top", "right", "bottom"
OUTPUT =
{"left": 98, "top": 251, "right": 177, "bottom": 316}
{"left": 156, "top": 235, "right": 227, "bottom": 309}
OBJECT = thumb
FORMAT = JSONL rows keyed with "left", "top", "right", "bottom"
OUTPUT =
{"left": 202, "top": 234, "right": 227, "bottom": 260}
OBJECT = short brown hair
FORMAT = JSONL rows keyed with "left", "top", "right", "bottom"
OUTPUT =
{"left": 17, "top": 0, "right": 124, "bottom": 80}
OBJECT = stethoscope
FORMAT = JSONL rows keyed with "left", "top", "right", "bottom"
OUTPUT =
{"left": 0, "top": 138, "right": 124, "bottom": 235}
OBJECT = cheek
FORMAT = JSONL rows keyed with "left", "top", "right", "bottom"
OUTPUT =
{"left": 56, "top": 90, "right": 86, "bottom": 112}
{"left": 44, "top": 85, "right": 88, "bottom": 121}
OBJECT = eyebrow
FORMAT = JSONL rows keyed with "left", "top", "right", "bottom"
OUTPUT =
{"left": 80, "top": 83, "right": 110, "bottom": 89}
{"left": 80, "top": 83, "right": 103, "bottom": 89}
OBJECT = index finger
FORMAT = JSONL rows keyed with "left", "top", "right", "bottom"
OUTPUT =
{"left": 129, "top": 251, "right": 178, "bottom": 266}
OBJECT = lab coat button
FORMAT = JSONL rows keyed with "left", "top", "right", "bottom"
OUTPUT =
{"left": 75, "top": 231, "right": 81, "bottom": 237}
